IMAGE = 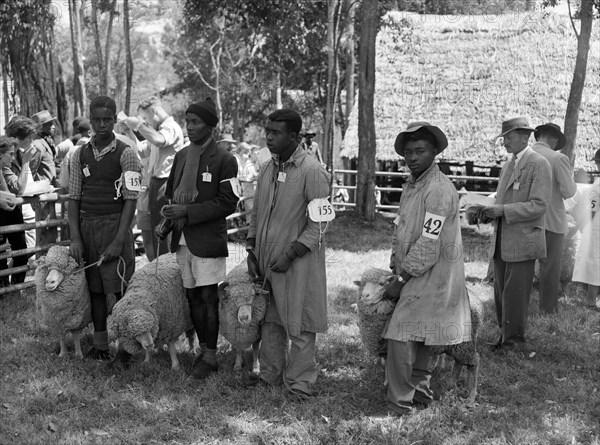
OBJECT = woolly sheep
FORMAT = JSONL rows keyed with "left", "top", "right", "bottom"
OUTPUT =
{"left": 110, "top": 254, "right": 193, "bottom": 370}
{"left": 218, "top": 262, "right": 269, "bottom": 374}
{"left": 35, "top": 245, "right": 91, "bottom": 359}
{"left": 354, "top": 267, "right": 483, "bottom": 402}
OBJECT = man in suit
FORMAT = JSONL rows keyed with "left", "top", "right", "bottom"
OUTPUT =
{"left": 482, "top": 117, "right": 552, "bottom": 349}
{"left": 532, "top": 123, "right": 577, "bottom": 313}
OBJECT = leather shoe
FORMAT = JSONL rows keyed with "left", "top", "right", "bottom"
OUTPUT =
{"left": 189, "top": 360, "right": 218, "bottom": 379}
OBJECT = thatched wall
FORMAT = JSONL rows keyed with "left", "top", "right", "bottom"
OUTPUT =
{"left": 341, "top": 11, "right": 600, "bottom": 169}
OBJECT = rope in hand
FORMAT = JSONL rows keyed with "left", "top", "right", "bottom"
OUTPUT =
{"left": 73, "top": 255, "right": 129, "bottom": 296}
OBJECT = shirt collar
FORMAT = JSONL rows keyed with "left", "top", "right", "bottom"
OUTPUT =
{"left": 407, "top": 162, "right": 439, "bottom": 185}
{"left": 514, "top": 146, "right": 531, "bottom": 163}
{"left": 159, "top": 116, "right": 174, "bottom": 130}
{"left": 272, "top": 145, "right": 304, "bottom": 167}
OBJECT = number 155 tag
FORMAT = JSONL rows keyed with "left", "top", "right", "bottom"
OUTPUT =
{"left": 308, "top": 198, "right": 336, "bottom": 222}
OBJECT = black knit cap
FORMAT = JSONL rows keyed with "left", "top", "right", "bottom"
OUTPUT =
{"left": 186, "top": 98, "right": 219, "bottom": 127}
{"left": 268, "top": 109, "right": 302, "bottom": 135}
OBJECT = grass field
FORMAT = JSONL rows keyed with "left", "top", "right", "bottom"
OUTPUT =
{"left": 1, "top": 212, "right": 599, "bottom": 444}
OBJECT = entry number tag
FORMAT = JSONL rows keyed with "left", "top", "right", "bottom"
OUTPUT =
{"left": 278, "top": 172, "right": 287, "bottom": 183}
{"left": 82, "top": 165, "right": 91, "bottom": 177}
{"left": 393, "top": 215, "right": 400, "bottom": 226}
{"left": 123, "top": 171, "right": 142, "bottom": 191}
{"left": 587, "top": 192, "right": 598, "bottom": 211}
{"left": 221, "top": 177, "right": 242, "bottom": 198}
{"left": 422, "top": 211, "right": 446, "bottom": 240}
{"left": 308, "top": 198, "right": 335, "bottom": 222}
{"left": 202, "top": 172, "right": 212, "bottom": 182}
{"left": 513, "top": 182, "right": 520, "bottom": 190}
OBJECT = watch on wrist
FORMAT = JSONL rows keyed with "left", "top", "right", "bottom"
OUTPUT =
{"left": 397, "top": 275, "right": 406, "bottom": 284}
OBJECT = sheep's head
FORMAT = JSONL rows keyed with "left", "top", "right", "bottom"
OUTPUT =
{"left": 112, "top": 300, "right": 159, "bottom": 354}
{"left": 36, "top": 246, "right": 79, "bottom": 291}
{"left": 135, "top": 332, "right": 154, "bottom": 351}
{"left": 219, "top": 280, "right": 269, "bottom": 326}
{"left": 353, "top": 268, "right": 394, "bottom": 305}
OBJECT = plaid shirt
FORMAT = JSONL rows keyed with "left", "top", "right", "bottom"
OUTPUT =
{"left": 68, "top": 133, "right": 141, "bottom": 201}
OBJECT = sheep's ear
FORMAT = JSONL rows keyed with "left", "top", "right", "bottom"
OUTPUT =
{"left": 353, "top": 280, "right": 361, "bottom": 287}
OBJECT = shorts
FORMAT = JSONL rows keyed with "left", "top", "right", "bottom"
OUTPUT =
{"left": 80, "top": 212, "right": 135, "bottom": 295}
{"left": 175, "top": 245, "right": 226, "bottom": 288}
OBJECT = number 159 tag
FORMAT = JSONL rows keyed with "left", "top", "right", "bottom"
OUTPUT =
{"left": 308, "top": 198, "right": 336, "bottom": 222}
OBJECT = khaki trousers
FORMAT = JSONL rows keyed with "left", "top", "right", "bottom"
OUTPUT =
{"left": 385, "top": 340, "right": 437, "bottom": 413}
{"left": 259, "top": 322, "right": 317, "bottom": 395}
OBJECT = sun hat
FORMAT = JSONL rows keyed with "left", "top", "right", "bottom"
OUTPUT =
{"left": 394, "top": 121, "right": 448, "bottom": 156}
{"left": 534, "top": 122, "right": 566, "bottom": 150}
{"left": 217, "top": 133, "right": 237, "bottom": 144}
{"left": 31, "top": 110, "right": 56, "bottom": 126}
{"left": 495, "top": 116, "right": 534, "bottom": 139}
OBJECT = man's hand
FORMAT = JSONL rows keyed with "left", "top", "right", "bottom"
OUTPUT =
{"left": 102, "top": 239, "right": 123, "bottom": 263}
{"left": 70, "top": 239, "right": 84, "bottom": 266}
{"left": 161, "top": 204, "right": 187, "bottom": 219}
{"left": 247, "top": 249, "right": 260, "bottom": 278}
{"left": 22, "top": 146, "right": 36, "bottom": 164}
{"left": 481, "top": 204, "right": 504, "bottom": 219}
{"left": 123, "top": 117, "right": 142, "bottom": 131}
{"left": 382, "top": 276, "right": 405, "bottom": 301}
{"left": 269, "top": 252, "right": 293, "bottom": 273}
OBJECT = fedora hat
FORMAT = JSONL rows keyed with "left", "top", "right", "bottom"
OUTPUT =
{"left": 217, "top": 133, "right": 237, "bottom": 144}
{"left": 394, "top": 121, "right": 448, "bottom": 156}
{"left": 495, "top": 116, "right": 534, "bottom": 139}
{"left": 31, "top": 110, "right": 56, "bottom": 126}
{"left": 534, "top": 123, "right": 566, "bottom": 150}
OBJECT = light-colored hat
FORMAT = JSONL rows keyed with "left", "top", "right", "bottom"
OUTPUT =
{"left": 534, "top": 123, "right": 566, "bottom": 150}
{"left": 31, "top": 110, "right": 56, "bottom": 126}
{"left": 495, "top": 116, "right": 534, "bottom": 139}
{"left": 218, "top": 133, "right": 237, "bottom": 144}
{"left": 394, "top": 121, "right": 448, "bottom": 156}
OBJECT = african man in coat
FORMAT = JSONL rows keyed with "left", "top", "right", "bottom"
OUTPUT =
{"left": 246, "top": 109, "right": 330, "bottom": 398}
{"left": 374, "top": 122, "right": 471, "bottom": 417}
{"left": 482, "top": 117, "right": 552, "bottom": 349}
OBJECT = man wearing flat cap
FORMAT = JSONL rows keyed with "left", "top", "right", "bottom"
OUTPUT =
{"left": 481, "top": 117, "right": 551, "bottom": 350}
{"left": 161, "top": 98, "right": 239, "bottom": 379}
{"left": 246, "top": 109, "right": 330, "bottom": 398}
{"left": 368, "top": 122, "right": 472, "bottom": 417}
{"left": 532, "top": 123, "right": 577, "bottom": 314}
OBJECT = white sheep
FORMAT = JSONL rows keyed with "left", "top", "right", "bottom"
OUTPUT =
{"left": 35, "top": 245, "right": 91, "bottom": 359}
{"left": 354, "top": 267, "right": 483, "bottom": 403}
{"left": 218, "top": 262, "right": 269, "bottom": 374}
{"left": 109, "top": 254, "right": 194, "bottom": 370}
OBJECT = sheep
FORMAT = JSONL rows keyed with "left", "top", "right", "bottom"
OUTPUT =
{"left": 34, "top": 245, "right": 92, "bottom": 359}
{"left": 354, "top": 267, "right": 483, "bottom": 403}
{"left": 109, "top": 253, "right": 194, "bottom": 370}
{"left": 218, "top": 262, "right": 269, "bottom": 374}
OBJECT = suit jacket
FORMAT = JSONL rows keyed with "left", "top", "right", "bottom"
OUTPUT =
{"left": 165, "top": 139, "right": 238, "bottom": 258}
{"left": 532, "top": 141, "right": 577, "bottom": 234}
{"left": 489, "top": 147, "right": 552, "bottom": 262}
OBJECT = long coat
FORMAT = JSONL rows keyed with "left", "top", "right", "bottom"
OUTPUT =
{"left": 489, "top": 148, "right": 552, "bottom": 262}
{"left": 383, "top": 163, "right": 471, "bottom": 346}
{"left": 248, "top": 147, "right": 330, "bottom": 336}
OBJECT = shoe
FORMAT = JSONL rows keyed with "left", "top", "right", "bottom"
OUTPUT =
{"left": 189, "top": 360, "right": 218, "bottom": 379}
{"left": 107, "top": 349, "right": 132, "bottom": 370}
{"left": 287, "top": 387, "right": 312, "bottom": 400}
{"left": 412, "top": 399, "right": 432, "bottom": 410}
{"left": 369, "top": 405, "right": 413, "bottom": 419}
{"left": 87, "top": 347, "right": 111, "bottom": 361}
{"left": 243, "top": 374, "right": 271, "bottom": 388}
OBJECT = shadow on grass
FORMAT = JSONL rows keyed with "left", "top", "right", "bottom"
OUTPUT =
{"left": 327, "top": 211, "right": 394, "bottom": 252}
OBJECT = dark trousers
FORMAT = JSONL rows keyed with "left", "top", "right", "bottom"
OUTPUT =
{"left": 538, "top": 230, "right": 564, "bottom": 314}
{"left": 149, "top": 177, "right": 170, "bottom": 257}
{"left": 493, "top": 257, "right": 535, "bottom": 344}
{"left": 0, "top": 207, "right": 29, "bottom": 285}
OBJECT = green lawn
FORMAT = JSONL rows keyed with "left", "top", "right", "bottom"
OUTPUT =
{"left": 1, "top": 212, "right": 598, "bottom": 444}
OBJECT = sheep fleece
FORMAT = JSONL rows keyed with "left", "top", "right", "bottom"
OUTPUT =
{"left": 35, "top": 246, "right": 91, "bottom": 334}
{"left": 111, "top": 254, "right": 191, "bottom": 354}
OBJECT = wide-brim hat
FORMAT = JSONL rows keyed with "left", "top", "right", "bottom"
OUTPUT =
{"left": 495, "top": 116, "right": 534, "bottom": 139}
{"left": 217, "top": 134, "right": 237, "bottom": 144}
{"left": 394, "top": 121, "right": 448, "bottom": 156}
{"left": 534, "top": 122, "right": 566, "bottom": 150}
{"left": 301, "top": 131, "right": 317, "bottom": 138}
{"left": 31, "top": 110, "right": 56, "bottom": 126}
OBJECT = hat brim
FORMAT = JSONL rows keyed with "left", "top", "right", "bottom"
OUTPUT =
{"left": 534, "top": 125, "right": 566, "bottom": 150}
{"left": 394, "top": 124, "right": 448, "bottom": 156}
{"left": 37, "top": 117, "right": 56, "bottom": 125}
{"left": 302, "top": 133, "right": 316, "bottom": 138}
{"left": 218, "top": 139, "right": 237, "bottom": 144}
{"left": 495, "top": 126, "right": 534, "bottom": 140}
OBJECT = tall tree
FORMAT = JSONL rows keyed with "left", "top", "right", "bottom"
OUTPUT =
{"left": 356, "top": 0, "right": 378, "bottom": 221}
{"left": 324, "top": 0, "right": 342, "bottom": 170}
{"left": 123, "top": 0, "right": 134, "bottom": 114}
{"left": 343, "top": 0, "right": 356, "bottom": 135}
{"left": 91, "top": 0, "right": 106, "bottom": 94}
{"left": 562, "top": 0, "right": 596, "bottom": 162}
{"left": 68, "top": 0, "right": 86, "bottom": 116}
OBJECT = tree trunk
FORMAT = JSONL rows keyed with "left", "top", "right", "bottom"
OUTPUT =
{"left": 104, "top": 0, "right": 118, "bottom": 96}
{"left": 324, "top": 0, "right": 340, "bottom": 171}
{"left": 343, "top": 0, "right": 356, "bottom": 136}
{"left": 275, "top": 70, "right": 283, "bottom": 109}
{"left": 68, "top": 0, "right": 86, "bottom": 117}
{"left": 56, "top": 63, "right": 69, "bottom": 136}
{"left": 123, "top": 0, "right": 134, "bottom": 114}
{"left": 91, "top": 0, "right": 106, "bottom": 95}
{"left": 356, "top": 0, "right": 378, "bottom": 221}
{"left": 562, "top": 0, "right": 594, "bottom": 163}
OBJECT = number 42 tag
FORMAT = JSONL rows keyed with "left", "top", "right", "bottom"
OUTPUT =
{"left": 308, "top": 197, "right": 336, "bottom": 222}
{"left": 422, "top": 211, "right": 446, "bottom": 240}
